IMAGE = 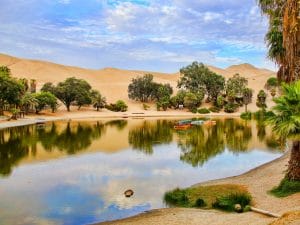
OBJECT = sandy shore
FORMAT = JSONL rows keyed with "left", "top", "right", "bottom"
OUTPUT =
{"left": 0, "top": 108, "right": 240, "bottom": 129}
{"left": 95, "top": 152, "right": 300, "bottom": 225}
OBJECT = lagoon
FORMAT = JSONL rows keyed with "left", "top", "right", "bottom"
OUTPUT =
{"left": 0, "top": 118, "right": 284, "bottom": 225}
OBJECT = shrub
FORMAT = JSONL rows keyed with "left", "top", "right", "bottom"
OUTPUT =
{"left": 164, "top": 188, "right": 189, "bottom": 207}
{"left": 240, "top": 112, "right": 252, "bottom": 120}
{"left": 143, "top": 103, "right": 150, "bottom": 110}
{"left": 191, "top": 108, "right": 198, "bottom": 114}
{"left": 224, "top": 103, "right": 238, "bottom": 113}
{"left": 194, "top": 198, "right": 206, "bottom": 207}
{"left": 216, "top": 95, "right": 225, "bottom": 108}
{"left": 198, "top": 108, "right": 210, "bottom": 114}
{"left": 209, "top": 106, "right": 220, "bottom": 113}
{"left": 212, "top": 193, "right": 252, "bottom": 212}
{"left": 269, "top": 178, "right": 300, "bottom": 197}
{"left": 106, "top": 100, "right": 128, "bottom": 112}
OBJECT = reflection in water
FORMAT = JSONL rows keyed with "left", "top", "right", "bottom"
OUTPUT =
{"left": 128, "top": 120, "right": 173, "bottom": 154}
{"left": 0, "top": 118, "right": 284, "bottom": 225}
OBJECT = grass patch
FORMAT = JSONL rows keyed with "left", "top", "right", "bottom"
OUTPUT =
{"left": 269, "top": 178, "right": 300, "bottom": 197}
{"left": 212, "top": 193, "right": 252, "bottom": 212}
{"left": 198, "top": 108, "right": 210, "bottom": 114}
{"left": 164, "top": 184, "right": 250, "bottom": 210}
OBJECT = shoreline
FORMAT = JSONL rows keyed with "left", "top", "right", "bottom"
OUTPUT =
{"left": 94, "top": 151, "right": 300, "bottom": 225}
{"left": 0, "top": 110, "right": 241, "bottom": 129}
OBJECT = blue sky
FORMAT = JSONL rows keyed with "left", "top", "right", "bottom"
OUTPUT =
{"left": 0, "top": 0, "right": 275, "bottom": 72}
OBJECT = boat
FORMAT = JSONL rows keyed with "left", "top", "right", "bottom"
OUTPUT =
{"left": 174, "top": 120, "right": 192, "bottom": 129}
{"left": 191, "top": 120, "right": 204, "bottom": 126}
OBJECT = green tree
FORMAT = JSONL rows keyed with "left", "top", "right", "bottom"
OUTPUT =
{"left": 226, "top": 74, "right": 248, "bottom": 102}
{"left": 91, "top": 90, "right": 106, "bottom": 111}
{"left": 0, "top": 67, "right": 24, "bottom": 115}
{"left": 128, "top": 74, "right": 156, "bottom": 102}
{"left": 242, "top": 88, "right": 253, "bottom": 112}
{"left": 20, "top": 92, "right": 38, "bottom": 114}
{"left": 34, "top": 92, "right": 57, "bottom": 113}
{"left": 204, "top": 73, "right": 225, "bottom": 103}
{"left": 256, "top": 90, "right": 267, "bottom": 109}
{"left": 266, "top": 77, "right": 278, "bottom": 89}
{"left": 54, "top": 77, "right": 92, "bottom": 111}
{"left": 170, "top": 90, "right": 187, "bottom": 109}
{"left": 41, "top": 82, "right": 56, "bottom": 93}
{"left": 178, "top": 62, "right": 207, "bottom": 93}
{"left": 183, "top": 91, "right": 204, "bottom": 111}
{"left": 267, "top": 81, "right": 300, "bottom": 180}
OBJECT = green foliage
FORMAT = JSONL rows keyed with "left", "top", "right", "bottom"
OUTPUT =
{"left": 91, "top": 90, "right": 106, "bottom": 111}
{"left": 0, "top": 67, "right": 24, "bottom": 115}
{"left": 33, "top": 92, "right": 57, "bottom": 113}
{"left": 20, "top": 92, "right": 38, "bottom": 114}
{"left": 212, "top": 193, "right": 252, "bottom": 212}
{"left": 42, "top": 77, "right": 94, "bottom": 111}
{"left": 270, "top": 178, "right": 300, "bottom": 197}
{"left": 267, "top": 81, "right": 300, "bottom": 138}
{"left": 156, "top": 96, "right": 171, "bottom": 111}
{"left": 164, "top": 184, "right": 250, "bottom": 209}
{"left": 240, "top": 112, "right": 252, "bottom": 120}
{"left": 226, "top": 74, "right": 248, "bottom": 101}
{"left": 198, "top": 108, "right": 210, "bottom": 114}
{"left": 128, "top": 74, "right": 156, "bottom": 102}
{"left": 208, "top": 106, "right": 220, "bottom": 113}
{"left": 164, "top": 188, "right": 190, "bottom": 207}
{"left": 256, "top": 90, "right": 267, "bottom": 109}
{"left": 142, "top": 103, "right": 150, "bottom": 110}
{"left": 216, "top": 95, "right": 225, "bottom": 108}
{"left": 183, "top": 91, "right": 204, "bottom": 111}
{"left": 106, "top": 100, "right": 128, "bottom": 112}
{"left": 266, "top": 77, "right": 278, "bottom": 88}
{"left": 170, "top": 90, "right": 187, "bottom": 109}
{"left": 242, "top": 88, "right": 253, "bottom": 112}
{"left": 224, "top": 103, "right": 238, "bottom": 113}
{"left": 178, "top": 62, "right": 225, "bottom": 103}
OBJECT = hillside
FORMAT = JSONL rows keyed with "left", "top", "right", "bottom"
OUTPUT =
{"left": 0, "top": 53, "right": 276, "bottom": 111}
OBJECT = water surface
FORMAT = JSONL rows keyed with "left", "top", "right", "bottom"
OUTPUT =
{"left": 0, "top": 118, "right": 284, "bottom": 225}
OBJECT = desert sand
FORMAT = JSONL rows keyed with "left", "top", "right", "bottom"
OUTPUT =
{"left": 0, "top": 53, "right": 276, "bottom": 113}
{"left": 96, "top": 151, "right": 300, "bottom": 225}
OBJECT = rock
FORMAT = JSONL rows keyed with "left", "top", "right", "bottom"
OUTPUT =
{"left": 124, "top": 189, "right": 134, "bottom": 197}
{"left": 234, "top": 204, "right": 242, "bottom": 213}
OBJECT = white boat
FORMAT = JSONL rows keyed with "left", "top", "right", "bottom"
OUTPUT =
{"left": 191, "top": 120, "right": 204, "bottom": 125}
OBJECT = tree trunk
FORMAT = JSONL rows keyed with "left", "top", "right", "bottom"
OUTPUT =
{"left": 287, "top": 140, "right": 300, "bottom": 181}
{"left": 67, "top": 104, "right": 70, "bottom": 112}
{"left": 245, "top": 104, "right": 248, "bottom": 112}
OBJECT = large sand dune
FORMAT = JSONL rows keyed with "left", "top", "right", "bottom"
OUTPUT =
{"left": 0, "top": 53, "right": 276, "bottom": 111}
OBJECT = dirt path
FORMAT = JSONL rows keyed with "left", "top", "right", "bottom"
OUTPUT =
{"left": 95, "top": 152, "right": 300, "bottom": 225}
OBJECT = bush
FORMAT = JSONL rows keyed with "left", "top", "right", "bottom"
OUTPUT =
{"left": 106, "top": 100, "right": 128, "bottom": 112}
{"left": 209, "top": 106, "right": 220, "bottom": 113}
{"left": 194, "top": 198, "right": 206, "bottom": 207}
{"left": 143, "top": 103, "right": 150, "bottom": 110}
{"left": 212, "top": 193, "right": 252, "bottom": 212}
{"left": 164, "top": 188, "right": 189, "bottom": 207}
{"left": 198, "top": 108, "right": 210, "bottom": 114}
{"left": 216, "top": 95, "right": 225, "bottom": 108}
{"left": 240, "top": 112, "right": 252, "bottom": 120}
{"left": 191, "top": 108, "right": 198, "bottom": 114}
{"left": 224, "top": 103, "right": 238, "bottom": 113}
{"left": 269, "top": 178, "right": 300, "bottom": 197}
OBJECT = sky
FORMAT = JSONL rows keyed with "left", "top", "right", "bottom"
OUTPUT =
{"left": 0, "top": 0, "right": 275, "bottom": 72}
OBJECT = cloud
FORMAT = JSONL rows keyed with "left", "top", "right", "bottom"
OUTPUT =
{"left": 0, "top": 0, "right": 275, "bottom": 71}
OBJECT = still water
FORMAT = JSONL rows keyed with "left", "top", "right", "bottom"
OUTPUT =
{"left": 0, "top": 118, "right": 283, "bottom": 225}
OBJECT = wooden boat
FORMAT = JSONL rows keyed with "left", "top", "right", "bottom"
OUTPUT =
{"left": 174, "top": 120, "right": 192, "bottom": 129}
{"left": 191, "top": 120, "right": 204, "bottom": 126}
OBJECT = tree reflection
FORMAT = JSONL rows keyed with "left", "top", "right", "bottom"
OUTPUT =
{"left": 128, "top": 120, "right": 173, "bottom": 154}
{"left": 178, "top": 121, "right": 225, "bottom": 167}
{"left": 0, "top": 121, "right": 106, "bottom": 176}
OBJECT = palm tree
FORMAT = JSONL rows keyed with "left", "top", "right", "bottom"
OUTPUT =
{"left": 267, "top": 81, "right": 300, "bottom": 180}
{"left": 257, "top": 0, "right": 300, "bottom": 82}
{"left": 91, "top": 90, "right": 106, "bottom": 111}
{"left": 20, "top": 93, "right": 38, "bottom": 114}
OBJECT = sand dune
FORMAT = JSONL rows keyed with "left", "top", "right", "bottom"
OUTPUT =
{"left": 0, "top": 53, "right": 276, "bottom": 111}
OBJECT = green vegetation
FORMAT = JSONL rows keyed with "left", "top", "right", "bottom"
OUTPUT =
{"left": 266, "top": 77, "right": 278, "bottom": 89}
{"left": 164, "top": 184, "right": 251, "bottom": 211}
{"left": 91, "top": 90, "right": 106, "bottom": 111}
{"left": 33, "top": 92, "right": 57, "bottom": 113}
{"left": 267, "top": 81, "right": 300, "bottom": 182}
{"left": 256, "top": 90, "right": 267, "bottom": 109}
{"left": 183, "top": 91, "right": 204, "bottom": 112}
{"left": 224, "top": 103, "right": 238, "bottom": 113}
{"left": 198, "top": 108, "right": 210, "bottom": 114}
{"left": 240, "top": 112, "right": 252, "bottom": 120}
{"left": 106, "top": 100, "right": 128, "bottom": 112}
{"left": 208, "top": 106, "right": 220, "bottom": 113}
{"left": 212, "top": 193, "right": 252, "bottom": 212}
{"left": 269, "top": 178, "right": 300, "bottom": 197}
